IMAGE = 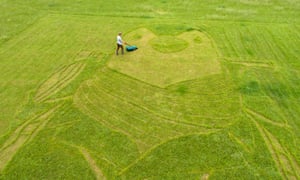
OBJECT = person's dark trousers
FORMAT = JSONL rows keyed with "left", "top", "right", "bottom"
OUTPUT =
{"left": 116, "top": 44, "right": 124, "bottom": 55}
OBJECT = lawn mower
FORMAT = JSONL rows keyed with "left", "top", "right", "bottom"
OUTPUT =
{"left": 126, "top": 44, "right": 138, "bottom": 52}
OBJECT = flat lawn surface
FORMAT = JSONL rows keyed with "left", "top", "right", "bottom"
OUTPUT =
{"left": 0, "top": 0, "right": 299, "bottom": 179}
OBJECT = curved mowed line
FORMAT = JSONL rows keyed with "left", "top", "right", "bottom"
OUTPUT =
{"left": 80, "top": 148, "right": 106, "bottom": 180}
{"left": 74, "top": 68, "right": 239, "bottom": 152}
{"left": 35, "top": 62, "right": 86, "bottom": 103}
{"left": 0, "top": 106, "right": 60, "bottom": 172}
{"left": 248, "top": 113, "right": 300, "bottom": 179}
{"left": 93, "top": 68, "right": 239, "bottom": 122}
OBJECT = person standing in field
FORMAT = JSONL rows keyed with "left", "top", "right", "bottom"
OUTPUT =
{"left": 116, "top": 32, "right": 126, "bottom": 55}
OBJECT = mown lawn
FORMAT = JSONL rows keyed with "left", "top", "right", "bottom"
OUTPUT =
{"left": 0, "top": 0, "right": 299, "bottom": 179}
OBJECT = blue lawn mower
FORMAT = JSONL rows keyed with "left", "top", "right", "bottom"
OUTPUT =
{"left": 126, "top": 44, "right": 138, "bottom": 52}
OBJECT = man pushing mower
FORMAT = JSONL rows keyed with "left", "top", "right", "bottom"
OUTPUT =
{"left": 116, "top": 32, "right": 138, "bottom": 55}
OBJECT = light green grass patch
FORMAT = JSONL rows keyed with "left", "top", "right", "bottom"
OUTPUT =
{"left": 150, "top": 36, "right": 188, "bottom": 53}
{"left": 108, "top": 28, "right": 221, "bottom": 87}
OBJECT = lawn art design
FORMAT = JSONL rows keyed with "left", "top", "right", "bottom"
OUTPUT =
{"left": 0, "top": 21, "right": 299, "bottom": 179}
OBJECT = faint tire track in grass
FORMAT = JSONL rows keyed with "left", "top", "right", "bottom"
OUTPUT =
{"left": 35, "top": 62, "right": 86, "bottom": 103}
{"left": 216, "top": 23, "right": 299, "bottom": 64}
{"left": 275, "top": 26, "right": 300, "bottom": 61}
{"left": 84, "top": 74, "right": 218, "bottom": 129}
{"left": 35, "top": 62, "right": 85, "bottom": 102}
{"left": 93, "top": 76, "right": 217, "bottom": 129}
{"left": 74, "top": 83, "right": 149, "bottom": 150}
{"left": 247, "top": 112, "right": 300, "bottom": 179}
{"left": 244, "top": 26, "right": 265, "bottom": 59}
{"left": 256, "top": 27, "right": 285, "bottom": 61}
{"left": 0, "top": 113, "right": 41, "bottom": 151}
{"left": 250, "top": 25, "right": 287, "bottom": 61}
{"left": 265, "top": 27, "right": 295, "bottom": 64}
{"left": 246, "top": 108, "right": 291, "bottom": 128}
{"left": 228, "top": 132, "right": 252, "bottom": 153}
{"left": 0, "top": 105, "right": 60, "bottom": 172}
{"left": 235, "top": 27, "right": 250, "bottom": 58}
{"left": 85, "top": 82, "right": 149, "bottom": 134}
{"left": 263, "top": 129, "right": 300, "bottom": 180}
{"left": 80, "top": 148, "right": 106, "bottom": 180}
{"left": 220, "top": 26, "right": 237, "bottom": 57}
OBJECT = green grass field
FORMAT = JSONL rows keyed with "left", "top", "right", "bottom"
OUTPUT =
{"left": 0, "top": 0, "right": 299, "bottom": 179}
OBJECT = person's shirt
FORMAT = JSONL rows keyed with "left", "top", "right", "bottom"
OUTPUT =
{"left": 117, "top": 35, "right": 123, "bottom": 45}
